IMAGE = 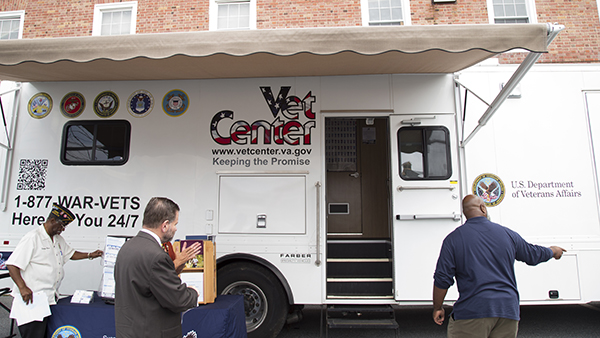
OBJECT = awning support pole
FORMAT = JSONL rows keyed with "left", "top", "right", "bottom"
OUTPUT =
{"left": 460, "top": 23, "right": 564, "bottom": 148}
{"left": 0, "top": 84, "right": 21, "bottom": 211}
{"left": 0, "top": 85, "right": 20, "bottom": 151}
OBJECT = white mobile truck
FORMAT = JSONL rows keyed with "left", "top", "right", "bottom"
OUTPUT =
{"left": 0, "top": 23, "right": 599, "bottom": 338}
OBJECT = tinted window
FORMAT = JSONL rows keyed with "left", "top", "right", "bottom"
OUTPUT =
{"left": 398, "top": 126, "right": 451, "bottom": 180}
{"left": 61, "top": 120, "right": 131, "bottom": 165}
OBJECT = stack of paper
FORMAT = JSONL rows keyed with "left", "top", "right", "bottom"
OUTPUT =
{"left": 10, "top": 291, "right": 51, "bottom": 325}
{"left": 101, "top": 236, "right": 127, "bottom": 299}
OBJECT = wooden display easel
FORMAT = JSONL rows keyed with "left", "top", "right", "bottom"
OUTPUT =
{"left": 173, "top": 240, "right": 216, "bottom": 304}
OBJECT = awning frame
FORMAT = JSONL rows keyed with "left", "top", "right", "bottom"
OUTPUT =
{"left": 458, "top": 23, "right": 565, "bottom": 147}
{"left": 0, "top": 84, "right": 21, "bottom": 211}
{"left": 0, "top": 23, "right": 550, "bottom": 82}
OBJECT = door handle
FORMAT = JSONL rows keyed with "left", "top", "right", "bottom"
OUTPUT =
{"left": 349, "top": 172, "right": 360, "bottom": 178}
{"left": 396, "top": 213, "right": 461, "bottom": 221}
{"left": 257, "top": 214, "right": 267, "bottom": 228}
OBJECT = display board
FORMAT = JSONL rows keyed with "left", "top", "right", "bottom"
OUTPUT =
{"left": 174, "top": 239, "right": 216, "bottom": 304}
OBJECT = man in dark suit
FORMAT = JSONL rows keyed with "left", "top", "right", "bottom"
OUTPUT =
{"left": 114, "top": 197, "right": 200, "bottom": 338}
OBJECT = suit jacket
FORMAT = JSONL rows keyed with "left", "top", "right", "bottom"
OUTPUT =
{"left": 114, "top": 231, "right": 198, "bottom": 338}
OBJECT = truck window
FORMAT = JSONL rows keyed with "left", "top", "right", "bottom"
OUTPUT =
{"left": 398, "top": 126, "right": 451, "bottom": 180}
{"left": 61, "top": 120, "right": 131, "bottom": 165}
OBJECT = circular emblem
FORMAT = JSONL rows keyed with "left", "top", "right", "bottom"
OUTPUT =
{"left": 128, "top": 90, "right": 154, "bottom": 118}
{"left": 472, "top": 173, "right": 505, "bottom": 207}
{"left": 51, "top": 325, "right": 81, "bottom": 338}
{"left": 60, "top": 92, "right": 86, "bottom": 118}
{"left": 94, "top": 91, "right": 119, "bottom": 118}
{"left": 162, "top": 89, "right": 189, "bottom": 117}
{"left": 28, "top": 92, "right": 53, "bottom": 119}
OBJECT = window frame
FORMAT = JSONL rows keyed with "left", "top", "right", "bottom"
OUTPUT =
{"left": 361, "top": 0, "right": 411, "bottom": 27}
{"left": 209, "top": 0, "right": 257, "bottom": 31}
{"left": 487, "top": 0, "right": 537, "bottom": 24}
{"left": 92, "top": 1, "right": 138, "bottom": 36}
{"left": 61, "top": 120, "right": 131, "bottom": 166}
{"left": 0, "top": 10, "right": 25, "bottom": 40}
{"left": 397, "top": 126, "right": 452, "bottom": 181}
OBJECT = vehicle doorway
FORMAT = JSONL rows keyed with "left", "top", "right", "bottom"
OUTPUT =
{"left": 325, "top": 117, "right": 394, "bottom": 299}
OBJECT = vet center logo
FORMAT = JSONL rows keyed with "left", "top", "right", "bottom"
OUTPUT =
{"left": 472, "top": 173, "right": 505, "bottom": 207}
{"left": 51, "top": 325, "right": 81, "bottom": 338}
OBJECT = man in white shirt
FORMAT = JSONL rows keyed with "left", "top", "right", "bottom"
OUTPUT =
{"left": 6, "top": 203, "right": 103, "bottom": 338}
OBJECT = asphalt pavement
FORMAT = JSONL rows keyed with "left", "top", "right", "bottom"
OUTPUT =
{"left": 0, "top": 295, "right": 598, "bottom": 338}
{"left": 278, "top": 303, "right": 600, "bottom": 338}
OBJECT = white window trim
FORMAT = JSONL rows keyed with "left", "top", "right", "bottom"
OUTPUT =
{"left": 486, "top": 0, "right": 537, "bottom": 24}
{"left": 209, "top": 0, "right": 257, "bottom": 31}
{"left": 92, "top": 1, "right": 138, "bottom": 36}
{"left": 0, "top": 10, "right": 25, "bottom": 39}
{"left": 361, "top": 0, "right": 411, "bottom": 26}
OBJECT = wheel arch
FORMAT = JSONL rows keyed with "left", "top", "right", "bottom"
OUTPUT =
{"left": 217, "top": 253, "right": 294, "bottom": 305}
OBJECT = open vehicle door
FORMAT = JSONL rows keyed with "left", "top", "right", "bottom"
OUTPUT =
{"left": 389, "top": 113, "right": 461, "bottom": 301}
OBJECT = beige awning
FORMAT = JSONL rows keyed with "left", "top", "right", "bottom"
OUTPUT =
{"left": 0, "top": 24, "right": 549, "bottom": 82}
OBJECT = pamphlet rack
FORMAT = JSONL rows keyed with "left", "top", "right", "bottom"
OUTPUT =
{"left": 174, "top": 239, "right": 216, "bottom": 304}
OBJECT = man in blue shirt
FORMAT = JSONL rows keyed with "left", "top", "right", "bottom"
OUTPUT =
{"left": 433, "top": 195, "right": 565, "bottom": 337}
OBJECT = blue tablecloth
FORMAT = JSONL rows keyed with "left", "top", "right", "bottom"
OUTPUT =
{"left": 46, "top": 294, "right": 247, "bottom": 338}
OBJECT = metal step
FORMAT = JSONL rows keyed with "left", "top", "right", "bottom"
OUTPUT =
{"left": 327, "top": 239, "right": 392, "bottom": 259}
{"left": 327, "top": 318, "right": 399, "bottom": 329}
{"left": 326, "top": 240, "right": 394, "bottom": 298}
{"left": 327, "top": 260, "right": 392, "bottom": 278}
{"left": 326, "top": 279, "right": 393, "bottom": 297}
{"left": 326, "top": 295, "right": 394, "bottom": 300}
{"left": 327, "top": 304, "right": 396, "bottom": 314}
{"left": 324, "top": 305, "right": 399, "bottom": 338}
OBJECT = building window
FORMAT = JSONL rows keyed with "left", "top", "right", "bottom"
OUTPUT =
{"left": 362, "top": 0, "right": 409, "bottom": 26}
{"left": 488, "top": 0, "right": 536, "bottom": 24}
{"left": 210, "top": 0, "right": 256, "bottom": 31}
{"left": 92, "top": 2, "right": 137, "bottom": 36}
{"left": 0, "top": 11, "right": 25, "bottom": 40}
{"left": 61, "top": 120, "right": 131, "bottom": 166}
{"left": 397, "top": 127, "right": 451, "bottom": 180}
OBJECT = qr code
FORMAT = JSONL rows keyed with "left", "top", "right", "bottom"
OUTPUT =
{"left": 17, "top": 159, "right": 48, "bottom": 191}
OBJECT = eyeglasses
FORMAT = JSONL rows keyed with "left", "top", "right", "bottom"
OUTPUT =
{"left": 55, "top": 218, "right": 69, "bottom": 228}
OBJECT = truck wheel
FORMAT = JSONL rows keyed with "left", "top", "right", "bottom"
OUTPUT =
{"left": 218, "top": 262, "right": 289, "bottom": 338}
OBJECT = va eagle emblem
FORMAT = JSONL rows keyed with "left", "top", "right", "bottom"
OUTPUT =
{"left": 28, "top": 92, "right": 53, "bottom": 119}
{"left": 51, "top": 325, "right": 81, "bottom": 338}
{"left": 472, "top": 173, "right": 505, "bottom": 207}
{"left": 162, "top": 89, "right": 189, "bottom": 117}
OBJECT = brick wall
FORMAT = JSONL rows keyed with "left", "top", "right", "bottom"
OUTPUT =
{"left": 257, "top": 0, "right": 362, "bottom": 29}
{"left": 536, "top": 0, "right": 600, "bottom": 63}
{"left": 1, "top": 0, "right": 209, "bottom": 38}
{"left": 2, "top": 0, "right": 94, "bottom": 37}
{"left": 137, "top": 0, "right": 208, "bottom": 33}
{"left": 410, "top": 0, "right": 489, "bottom": 25}
{"left": 498, "top": 0, "right": 600, "bottom": 63}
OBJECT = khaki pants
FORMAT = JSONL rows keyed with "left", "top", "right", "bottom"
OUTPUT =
{"left": 447, "top": 315, "right": 519, "bottom": 338}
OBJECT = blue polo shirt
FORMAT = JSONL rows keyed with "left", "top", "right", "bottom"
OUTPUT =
{"left": 434, "top": 216, "right": 553, "bottom": 321}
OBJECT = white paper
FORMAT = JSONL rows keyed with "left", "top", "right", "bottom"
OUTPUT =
{"left": 101, "top": 236, "right": 127, "bottom": 299}
{"left": 101, "top": 266, "right": 116, "bottom": 298}
{"left": 180, "top": 272, "right": 204, "bottom": 303}
{"left": 9, "top": 291, "right": 51, "bottom": 326}
{"left": 71, "top": 290, "right": 94, "bottom": 304}
{"left": 104, "top": 236, "right": 126, "bottom": 267}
